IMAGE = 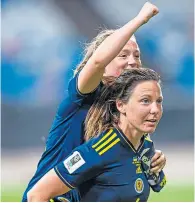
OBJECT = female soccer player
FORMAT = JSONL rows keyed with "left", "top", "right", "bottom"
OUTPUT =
{"left": 22, "top": 2, "right": 166, "bottom": 202}
{"left": 27, "top": 68, "right": 166, "bottom": 202}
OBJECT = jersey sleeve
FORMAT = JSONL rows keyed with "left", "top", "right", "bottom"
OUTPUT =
{"left": 67, "top": 71, "right": 100, "bottom": 106}
{"left": 56, "top": 72, "right": 101, "bottom": 118}
{"left": 54, "top": 143, "right": 103, "bottom": 189}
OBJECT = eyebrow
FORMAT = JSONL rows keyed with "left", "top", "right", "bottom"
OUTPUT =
{"left": 120, "top": 49, "right": 140, "bottom": 54}
{"left": 140, "top": 94, "right": 163, "bottom": 99}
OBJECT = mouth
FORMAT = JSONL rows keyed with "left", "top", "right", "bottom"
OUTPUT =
{"left": 145, "top": 119, "right": 158, "bottom": 123}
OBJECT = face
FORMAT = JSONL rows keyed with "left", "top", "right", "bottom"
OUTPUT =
{"left": 118, "top": 81, "right": 163, "bottom": 134}
{"left": 104, "top": 39, "right": 141, "bottom": 77}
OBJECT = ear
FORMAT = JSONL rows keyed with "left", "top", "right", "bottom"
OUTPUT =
{"left": 116, "top": 100, "right": 126, "bottom": 114}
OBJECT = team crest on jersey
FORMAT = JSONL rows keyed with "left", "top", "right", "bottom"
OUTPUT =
{"left": 134, "top": 178, "right": 144, "bottom": 193}
{"left": 64, "top": 151, "right": 85, "bottom": 174}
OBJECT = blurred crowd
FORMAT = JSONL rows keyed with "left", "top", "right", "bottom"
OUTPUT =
{"left": 2, "top": 0, "right": 194, "bottom": 149}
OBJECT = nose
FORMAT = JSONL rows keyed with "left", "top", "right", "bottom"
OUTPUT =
{"left": 150, "top": 102, "right": 161, "bottom": 115}
{"left": 127, "top": 55, "right": 139, "bottom": 68}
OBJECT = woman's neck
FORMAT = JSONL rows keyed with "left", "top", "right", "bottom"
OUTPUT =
{"left": 118, "top": 121, "right": 144, "bottom": 150}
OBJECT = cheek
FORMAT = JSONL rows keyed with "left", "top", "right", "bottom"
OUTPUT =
{"left": 126, "top": 106, "right": 141, "bottom": 122}
{"left": 108, "top": 67, "right": 121, "bottom": 77}
{"left": 127, "top": 106, "right": 150, "bottom": 122}
{"left": 105, "top": 63, "right": 127, "bottom": 77}
{"left": 115, "top": 62, "right": 128, "bottom": 76}
{"left": 159, "top": 107, "right": 163, "bottom": 119}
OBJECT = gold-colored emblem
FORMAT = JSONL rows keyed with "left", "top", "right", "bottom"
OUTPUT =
{"left": 134, "top": 178, "right": 144, "bottom": 193}
{"left": 136, "top": 165, "right": 142, "bottom": 174}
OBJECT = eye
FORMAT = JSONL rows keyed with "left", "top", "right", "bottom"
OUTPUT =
{"left": 141, "top": 98, "right": 150, "bottom": 104}
{"left": 157, "top": 98, "right": 163, "bottom": 104}
{"left": 119, "top": 54, "right": 127, "bottom": 58}
{"left": 134, "top": 54, "right": 140, "bottom": 60}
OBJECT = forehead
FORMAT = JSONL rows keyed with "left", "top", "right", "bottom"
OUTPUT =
{"left": 132, "top": 81, "right": 162, "bottom": 96}
{"left": 122, "top": 39, "right": 140, "bottom": 51}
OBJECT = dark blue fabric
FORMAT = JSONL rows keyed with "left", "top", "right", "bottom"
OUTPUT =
{"left": 22, "top": 72, "right": 101, "bottom": 202}
{"left": 54, "top": 128, "right": 158, "bottom": 202}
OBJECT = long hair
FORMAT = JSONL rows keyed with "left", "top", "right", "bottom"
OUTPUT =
{"left": 85, "top": 68, "right": 161, "bottom": 141}
{"left": 73, "top": 29, "right": 137, "bottom": 76}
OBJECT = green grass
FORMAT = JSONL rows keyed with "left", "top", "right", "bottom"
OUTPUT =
{"left": 148, "top": 184, "right": 194, "bottom": 202}
{"left": 1, "top": 184, "right": 27, "bottom": 202}
{"left": 1, "top": 184, "right": 194, "bottom": 202}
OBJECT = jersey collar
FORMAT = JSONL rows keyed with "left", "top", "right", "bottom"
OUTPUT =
{"left": 113, "top": 127, "right": 145, "bottom": 154}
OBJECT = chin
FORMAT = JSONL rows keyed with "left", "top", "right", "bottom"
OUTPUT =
{"left": 143, "top": 128, "right": 156, "bottom": 134}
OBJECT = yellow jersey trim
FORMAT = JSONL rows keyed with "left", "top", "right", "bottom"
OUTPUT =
{"left": 145, "top": 136, "right": 153, "bottom": 142}
{"left": 99, "top": 138, "right": 120, "bottom": 155}
{"left": 92, "top": 129, "right": 113, "bottom": 148}
{"left": 95, "top": 133, "right": 117, "bottom": 152}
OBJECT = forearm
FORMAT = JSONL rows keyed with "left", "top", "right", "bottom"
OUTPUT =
{"left": 27, "top": 169, "right": 70, "bottom": 202}
{"left": 91, "top": 17, "right": 143, "bottom": 67}
{"left": 91, "top": 2, "right": 158, "bottom": 67}
{"left": 78, "top": 2, "right": 158, "bottom": 93}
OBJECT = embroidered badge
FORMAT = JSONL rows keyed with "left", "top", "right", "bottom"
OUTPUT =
{"left": 64, "top": 151, "right": 85, "bottom": 174}
{"left": 134, "top": 178, "right": 144, "bottom": 193}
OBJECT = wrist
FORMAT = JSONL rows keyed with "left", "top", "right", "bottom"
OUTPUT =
{"left": 133, "top": 16, "right": 146, "bottom": 27}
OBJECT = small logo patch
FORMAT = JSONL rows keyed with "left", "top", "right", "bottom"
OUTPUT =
{"left": 64, "top": 151, "right": 85, "bottom": 174}
{"left": 132, "top": 156, "right": 141, "bottom": 165}
{"left": 141, "top": 155, "right": 151, "bottom": 167}
{"left": 134, "top": 178, "right": 144, "bottom": 193}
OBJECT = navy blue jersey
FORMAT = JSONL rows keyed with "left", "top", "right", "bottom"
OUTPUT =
{"left": 54, "top": 128, "right": 166, "bottom": 202}
{"left": 22, "top": 73, "right": 101, "bottom": 202}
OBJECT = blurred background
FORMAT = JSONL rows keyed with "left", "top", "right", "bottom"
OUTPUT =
{"left": 1, "top": 0, "right": 194, "bottom": 201}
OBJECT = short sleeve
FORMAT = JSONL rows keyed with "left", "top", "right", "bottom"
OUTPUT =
{"left": 55, "top": 71, "right": 101, "bottom": 118}
{"left": 68, "top": 71, "right": 100, "bottom": 106}
{"left": 54, "top": 143, "right": 102, "bottom": 189}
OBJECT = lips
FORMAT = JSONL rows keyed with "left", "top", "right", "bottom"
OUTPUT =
{"left": 145, "top": 119, "right": 157, "bottom": 123}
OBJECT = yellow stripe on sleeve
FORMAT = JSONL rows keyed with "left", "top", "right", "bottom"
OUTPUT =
{"left": 99, "top": 138, "right": 120, "bottom": 155}
{"left": 95, "top": 133, "right": 117, "bottom": 152}
{"left": 92, "top": 129, "right": 113, "bottom": 148}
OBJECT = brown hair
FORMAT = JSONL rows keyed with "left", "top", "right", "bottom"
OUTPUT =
{"left": 85, "top": 68, "right": 161, "bottom": 140}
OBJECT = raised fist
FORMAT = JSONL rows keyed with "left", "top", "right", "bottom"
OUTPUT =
{"left": 137, "top": 2, "right": 159, "bottom": 24}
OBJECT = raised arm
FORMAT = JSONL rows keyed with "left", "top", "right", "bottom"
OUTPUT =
{"left": 78, "top": 2, "right": 159, "bottom": 94}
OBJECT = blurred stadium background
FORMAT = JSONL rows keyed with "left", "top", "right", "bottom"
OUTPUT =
{"left": 1, "top": 0, "right": 194, "bottom": 202}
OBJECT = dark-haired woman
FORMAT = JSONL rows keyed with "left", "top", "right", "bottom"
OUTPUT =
{"left": 27, "top": 68, "right": 166, "bottom": 202}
